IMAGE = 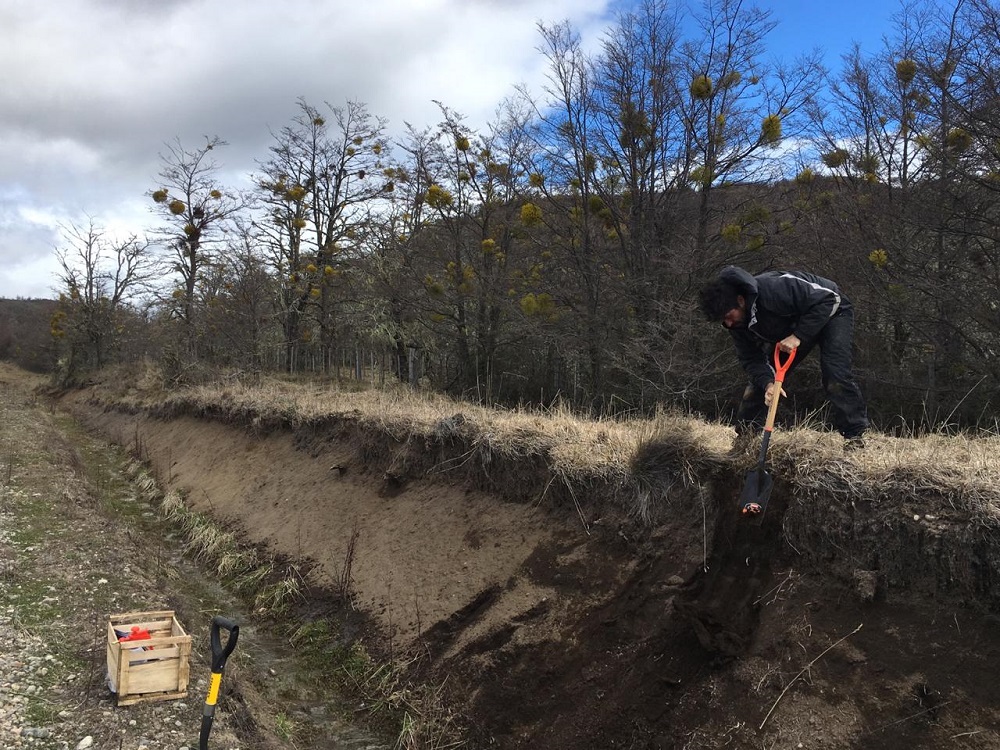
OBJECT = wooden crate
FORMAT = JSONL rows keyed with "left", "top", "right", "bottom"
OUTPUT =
{"left": 106, "top": 610, "right": 192, "bottom": 706}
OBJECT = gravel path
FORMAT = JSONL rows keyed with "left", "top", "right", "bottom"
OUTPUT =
{"left": 0, "top": 366, "right": 395, "bottom": 750}
{"left": 0, "top": 371, "right": 246, "bottom": 749}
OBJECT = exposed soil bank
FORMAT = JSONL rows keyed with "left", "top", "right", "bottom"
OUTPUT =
{"left": 66, "top": 396, "right": 1000, "bottom": 749}
{"left": 0, "top": 366, "right": 387, "bottom": 750}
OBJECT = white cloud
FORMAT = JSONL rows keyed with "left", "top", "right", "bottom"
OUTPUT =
{"left": 0, "top": 196, "right": 61, "bottom": 299}
{"left": 0, "top": 0, "right": 617, "bottom": 299}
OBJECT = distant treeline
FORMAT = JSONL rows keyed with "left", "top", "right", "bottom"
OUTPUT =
{"left": 0, "top": 299, "right": 58, "bottom": 373}
{"left": 27, "top": 0, "right": 1000, "bottom": 431}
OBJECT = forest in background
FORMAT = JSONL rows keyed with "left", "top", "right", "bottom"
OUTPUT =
{"left": 7, "top": 0, "right": 1000, "bottom": 432}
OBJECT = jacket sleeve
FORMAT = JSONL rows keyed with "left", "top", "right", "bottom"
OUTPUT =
{"left": 773, "top": 273, "right": 841, "bottom": 344}
{"left": 730, "top": 331, "right": 774, "bottom": 390}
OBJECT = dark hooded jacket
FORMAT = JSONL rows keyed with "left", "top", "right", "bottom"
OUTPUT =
{"left": 719, "top": 266, "right": 851, "bottom": 390}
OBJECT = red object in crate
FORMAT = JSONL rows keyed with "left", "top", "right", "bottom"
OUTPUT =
{"left": 119, "top": 625, "right": 150, "bottom": 642}
{"left": 118, "top": 626, "right": 153, "bottom": 649}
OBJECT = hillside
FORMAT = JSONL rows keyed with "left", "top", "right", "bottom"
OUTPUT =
{"left": 0, "top": 297, "right": 57, "bottom": 372}
{"left": 55, "top": 366, "right": 1000, "bottom": 748}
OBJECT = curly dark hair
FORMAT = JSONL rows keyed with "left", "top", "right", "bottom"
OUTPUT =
{"left": 697, "top": 279, "right": 742, "bottom": 321}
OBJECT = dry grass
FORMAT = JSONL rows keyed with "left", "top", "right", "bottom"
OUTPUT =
{"left": 80, "top": 365, "right": 1000, "bottom": 526}
{"left": 769, "top": 428, "right": 1000, "bottom": 520}
{"left": 344, "top": 646, "right": 464, "bottom": 750}
{"left": 88, "top": 373, "right": 723, "bottom": 479}
{"left": 159, "top": 487, "right": 306, "bottom": 615}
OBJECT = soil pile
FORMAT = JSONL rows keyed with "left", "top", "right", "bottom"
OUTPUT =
{"left": 62, "top": 380, "right": 1000, "bottom": 749}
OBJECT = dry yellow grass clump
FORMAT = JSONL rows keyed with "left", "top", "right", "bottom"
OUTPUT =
{"left": 78, "top": 364, "right": 1000, "bottom": 523}
{"left": 132, "top": 376, "right": 734, "bottom": 480}
{"left": 766, "top": 428, "right": 1000, "bottom": 518}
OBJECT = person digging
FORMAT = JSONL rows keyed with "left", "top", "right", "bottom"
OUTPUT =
{"left": 698, "top": 265, "right": 869, "bottom": 454}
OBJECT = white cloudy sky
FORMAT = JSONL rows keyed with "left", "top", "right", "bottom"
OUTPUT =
{"left": 0, "top": 0, "right": 617, "bottom": 299}
{"left": 1, "top": 0, "right": 899, "bottom": 301}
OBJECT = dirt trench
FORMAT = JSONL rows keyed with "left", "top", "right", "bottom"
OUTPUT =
{"left": 66, "top": 399, "right": 1000, "bottom": 749}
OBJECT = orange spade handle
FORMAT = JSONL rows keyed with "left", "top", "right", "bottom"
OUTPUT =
{"left": 764, "top": 344, "right": 796, "bottom": 432}
{"left": 773, "top": 343, "right": 796, "bottom": 383}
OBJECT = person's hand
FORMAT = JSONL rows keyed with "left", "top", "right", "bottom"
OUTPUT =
{"left": 777, "top": 334, "right": 801, "bottom": 353}
{"left": 764, "top": 381, "right": 787, "bottom": 406}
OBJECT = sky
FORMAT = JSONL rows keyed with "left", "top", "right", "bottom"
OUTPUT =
{"left": 0, "top": 0, "right": 899, "bottom": 300}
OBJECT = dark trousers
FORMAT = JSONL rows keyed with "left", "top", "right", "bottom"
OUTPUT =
{"left": 736, "top": 308, "right": 868, "bottom": 438}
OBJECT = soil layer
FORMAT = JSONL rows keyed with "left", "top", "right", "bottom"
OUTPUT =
{"left": 64, "top": 396, "right": 1000, "bottom": 749}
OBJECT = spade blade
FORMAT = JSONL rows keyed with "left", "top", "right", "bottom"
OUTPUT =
{"left": 739, "top": 467, "right": 774, "bottom": 518}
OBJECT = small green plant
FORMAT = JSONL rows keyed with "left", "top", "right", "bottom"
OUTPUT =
{"left": 275, "top": 712, "right": 296, "bottom": 740}
{"left": 24, "top": 701, "right": 60, "bottom": 728}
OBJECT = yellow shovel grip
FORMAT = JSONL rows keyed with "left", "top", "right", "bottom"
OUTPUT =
{"left": 206, "top": 672, "right": 223, "bottom": 706}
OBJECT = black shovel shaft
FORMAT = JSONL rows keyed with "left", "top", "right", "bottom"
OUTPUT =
{"left": 755, "top": 429, "right": 773, "bottom": 470}
{"left": 198, "top": 714, "right": 215, "bottom": 750}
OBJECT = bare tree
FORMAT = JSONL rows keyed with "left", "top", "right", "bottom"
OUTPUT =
{"left": 197, "top": 219, "right": 277, "bottom": 371}
{"left": 151, "top": 136, "right": 245, "bottom": 356}
{"left": 53, "top": 219, "right": 155, "bottom": 377}
{"left": 398, "top": 102, "right": 539, "bottom": 399}
{"left": 514, "top": 20, "right": 616, "bottom": 404}
{"left": 678, "top": 0, "right": 824, "bottom": 261}
{"left": 255, "top": 100, "right": 389, "bottom": 373}
{"left": 591, "top": 0, "right": 687, "bottom": 312}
